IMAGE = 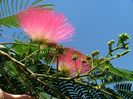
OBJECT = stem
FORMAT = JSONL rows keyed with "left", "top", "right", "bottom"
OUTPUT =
{"left": 74, "top": 80, "right": 122, "bottom": 99}
{"left": 2, "top": 72, "right": 16, "bottom": 93}
{"left": 46, "top": 66, "right": 51, "bottom": 75}
{"left": 0, "top": 50, "right": 69, "bottom": 98}
{"left": 20, "top": 50, "right": 38, "bottom": 62}
{"left": 24, "top": 40, "right": 33, "bottom": 65}
{"left": 56, "top": 56, "right": 59, "bottom": 76}
{"left": 77, "top": 62, "right": 83, "bottom": 75}
{"left": 106, "top": 45, "right": 121, "bottom": 58}
{"left": 69, "top": 59, "right": 107, "bottom": 80}
{"left": 37, "top": 43, "right": 41, "bottom": 59}
{"left": 0, "top": 42, "right": 37, "bottom": 47}
{"left": 37, "top": 78, "right": 69, "bottom": 99}
{"left": 12, "top": 61, "right": 32, "bottom": 95}
{"left": 44, "top": 46, "right": 52, "bottom": 74}
{"left": 28, "top": 40, "right": 32, "bottom": 54}
{"left": 74, "top": 60, "right": 79, "bottom": 75}
{"left": 0, "top": 50, "right": 121, "bottom": 99}
{"left": 0, "top": 50, "right": 34, "bottom": 75}
{"left": 0, "top": 50, "right": 108, "bottom": 81}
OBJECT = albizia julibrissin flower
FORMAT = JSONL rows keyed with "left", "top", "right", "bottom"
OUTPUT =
{"left": 18, "top": 7, "right": 74, "bottom": 44}
{"left": 58, "top": 48, "right": 91, "bottom": 76}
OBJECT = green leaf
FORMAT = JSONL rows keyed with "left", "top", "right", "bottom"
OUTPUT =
{"left": 5, "top": 61, "right": 18, "bottom": 75}
{"left": 114, "top": 83, "right": 132, "bottom": 91}
{"left": 37, "top": 4, "right": 54, "bottom": 8}
{"left": 31, "top": 0, "right": 43, "bottom": 6}
{"left": 39, "top": 92, "right": 58, "bottom": 99}
{"left": 0, "top": 15, "right": 19, "bottom": 28}
{"left": 109, "top": 67, "right": 133, "bottom": 81}
{"left": 0, "top": 0, "right": 54, "bottom": 28}
{"left": 116, "top": 90, "right": 133, "bottom": 99}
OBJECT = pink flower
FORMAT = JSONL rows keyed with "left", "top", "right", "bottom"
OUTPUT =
{"left": 18, "top": 7, "right": 74, "bottom": 44}
{"left": 58, "top": 48, "right": 91, "bottom": 76}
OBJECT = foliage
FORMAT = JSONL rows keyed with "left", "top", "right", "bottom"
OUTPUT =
{"left": 0, "top": 32, "right": 132, "bottom": 99}
{"left": 0, "top": 0, "right": 53, "bottom": 28}
{"left": 0, "top": 0, "right": 133, "bottom": 99}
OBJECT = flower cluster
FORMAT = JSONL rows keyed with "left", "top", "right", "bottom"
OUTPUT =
{"left": 18, "top": 7, "right": 91, "bottom": 76}
{"left": 58, "top": 48, "right": 91, "bottom": 76}
{"left": 18, "top": 7, "right": 74, "bottom": 44}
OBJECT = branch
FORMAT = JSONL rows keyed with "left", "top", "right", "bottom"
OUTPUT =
{"left": 0, "top": 50, "right": 69, "bottom": 98}
{"left": 74, "top": 80, "right": 122, "bottom": 99}
{"left": 0, "top": 42, "right": 37, "bottom": 47}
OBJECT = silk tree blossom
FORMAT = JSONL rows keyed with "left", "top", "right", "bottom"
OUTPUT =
{"left": 58, "top": 48, "right": 91, "bottom": 76}
{"left": 18, "top": 7, "right": 74, "bottom": 44}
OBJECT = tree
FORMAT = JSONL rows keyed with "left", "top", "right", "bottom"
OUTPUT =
{"left": 0, "top": 0, "right": 133, "bottom": 99}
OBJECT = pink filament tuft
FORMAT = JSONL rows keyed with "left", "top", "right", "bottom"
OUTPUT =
{"left": 18, "top": 7, "right": 74, "bottom": 43}
{"left": 58, "top": 48, "right": 91, "bottom": 76}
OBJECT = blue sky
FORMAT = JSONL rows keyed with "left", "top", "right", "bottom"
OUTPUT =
{"left": 1, "top": 0, "right": 133, "bottom": 70}
{"left": 45, "top": 0, "right": 133, "bottom": 70}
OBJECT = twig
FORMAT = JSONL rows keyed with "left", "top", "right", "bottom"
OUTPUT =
{"left": 0, "top": 50, "right": 34, "bottom": 75}
{"left": 106, "top": 45, "right": 121, "bottom": 58}
{"left": 0, "top": 42, "right": 37, "bottom": 47}
{"left": 0, "top": 50, "right": 69, "bottom": 98}
{"left": 12, "top": 61, "right": 32, "bottom": 95}
{"left": 20, "top": 50, "right": 38, "bottom": 62}
{"left": 0, "top": 50, "right": 121, "bottom": 99}
{"left": 74, "top": 80, "right": 122, "bottom": 99}
{"left": 56, "top": 56, "right": 59, "bottom": 76}
{"left": 37, "top": 78, "right": 70, "bottom": 99}
{"left": 2, "top": 72, "right": 16, "bottom": 93}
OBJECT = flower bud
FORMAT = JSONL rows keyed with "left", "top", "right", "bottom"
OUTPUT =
{"left": 107, "top": 40, "right": 114, "bottom": 46}
{"left": 91, "top": 50, "right": 100, "bottom": 56}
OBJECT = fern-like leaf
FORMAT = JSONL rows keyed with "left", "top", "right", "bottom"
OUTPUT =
{"left": 114, "top": 83, "right": 132, "bottom": 91}
{"left": 74, "top": 84, "right": 93, "bottom": 99}
{"left": 117, "top": 90, "right": 133, "bottom": 99}
{"left": 58, "top": 80, "right": 78, "bottom": 99}
{"left": 0, "top": 0, "right": 53, "bottom": 28}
